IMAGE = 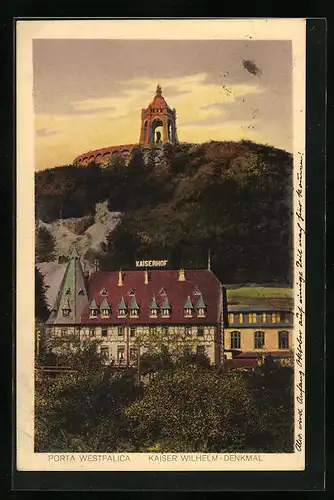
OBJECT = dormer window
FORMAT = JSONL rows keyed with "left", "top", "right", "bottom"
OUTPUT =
{"left": 184, "top": 296, "right": 194, "bottom": 318}
{"left": 161, "top": 298, "right": 171, "bottom": 318}
{"left": 196, "top": 295, "right": 206, "bottom": 318}
{"left": 149, "top": 296, "right": 159, "bottom": 318}
{"left": 118, "top": 297, "right": 127, "bottom": 318}
{"left": 129, "top": 297, "right": 140, "bottom": 318}
{"left": 128, "top": 288, "right": 135, "bottom": 297}
{"left": 89, "top": 299, "right": 99, "bottom": 319}
{"left": 62, "top": 299, "right": 71, "bottom": 317}
{"left": 100, "top": 287, "right": 108, "bottom": 296}
{"left": 100, "top": 298, "right": 111, "bottom": 319}
{"left": 78, "top": 288, "right": 85, "bottom": 296}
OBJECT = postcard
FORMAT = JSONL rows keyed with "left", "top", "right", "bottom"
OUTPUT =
{"left": 16, "top": 18, "right": 306, "bottom": 473}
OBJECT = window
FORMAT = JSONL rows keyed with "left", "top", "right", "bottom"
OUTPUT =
{"left": 101, "top": 327, "right": 108, "bottom": 338}
{"left": 78, "top": 289, "right": 85, "bottom": 296}
{"left": 89, "top": 309, "right": 98, "bottom": 319}
{"left": 196, "top": 345, "right": 205, "bottom": 356}
{"left": 262, "top": 312, "right": 267, "bottom": 323}
{"left": 130, "top": 326, "right": 136, "bottom": 338}
{"left": 271, "top": 312, "right": 281, "bottom": 324}
{"left": 280, "top": 312, "right": 287, "bottom": 322}
{"left": 228, "top": 313, "right": 234, "bottom": 324}
{"left": 129, "top": 297, "right": 140, "bottom": 318}
{"left": 118, "top": 297, "right": 127, "bottom": 318}
{"left": 101, "top": 309, "right": 110, "bottom": 319}
{"left": 101, "top": 346, "right": 109, "bottom": 359}
{"left": 150, "top": 308, "right": 158, "bottom": 318}
{"left": 197, "top": 326, "right": 204, "bottom": 337}
{"left": 61, "top": 328, "right": 66, "bottom": 338}
{"left": 100, "top": 288, "right": 108, "bottom": 296}
{"left": 162, "top": 308, "right": 170, "bottom": 317}
{"left": 197, "top": 308, "right": 206, "bottom": 317}
{"left": 62, "top": 308, "right": 71, "bottom": 317}
{"left": 248, "top": 313, "right": 257, "bottom": 324}
{"left": 117, "top": 346, "right": 125, "bottom": 362}
{"left": 254, "top": 331, "right": 265, "bottom": 349}
{"left": 239, "top": 313, "right": 243, "bottom": 324}
{"left": 184, "top": 308, "right": 193, "bottom": 317}
{"left": 128, "top": 288, "right": 135, "bottom": 296}
{"left": 278, "top": 331, "right": 289, "bottom": 349}
{"left": 230, "top": 331, "right": 241, "bottom": 349}
{"left": 185, "top": 326, "right": 192, "bottom": 336}
{"left": 130, "top": 348, "right": 137, "bottom": 360}
{"left": 89, "top": 328, "right": 95, "bottom": 338}
{"left": 118, "top": 326, "right": 125, "bottom": 338}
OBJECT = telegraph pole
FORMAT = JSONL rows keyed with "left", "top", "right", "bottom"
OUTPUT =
{"left": 137, "top": 340, "right": 141, "bottom": 386}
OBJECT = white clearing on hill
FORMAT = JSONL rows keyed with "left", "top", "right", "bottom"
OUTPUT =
{"left": 38, "top": 201, "right": 121, "bottom": 259}
{"left": 37, "top": 201, "right": 121, "bottom": 308}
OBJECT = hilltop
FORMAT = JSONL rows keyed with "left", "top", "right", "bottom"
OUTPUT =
{"left": 35, "top": 140, "right": 293, "bottom": 285}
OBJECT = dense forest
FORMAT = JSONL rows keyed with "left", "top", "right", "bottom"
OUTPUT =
{"left": 35, "top": 140, "right": 293, "bottom": 284}
{"left": 35, "top": 338, "right": 293, "bottom": 453}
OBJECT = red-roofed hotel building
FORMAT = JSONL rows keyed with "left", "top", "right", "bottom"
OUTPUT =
{"left": 45, "top": 253, "right": 225, "bottom": 366}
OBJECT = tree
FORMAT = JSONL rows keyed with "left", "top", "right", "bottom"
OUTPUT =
{"left": 247, "top": 360, "right": 294, "bottom": 452}
{"left": 125, "top": 363, "right": 259, "bottom": 452}
{"left": 35, "top": 226, "right": 56, "bottom": 263}
{"left": 34, "top": 337, "right": 141, "bottom": 452}
{"left": 35, "top": 266, "right": 49, "bottom": 322}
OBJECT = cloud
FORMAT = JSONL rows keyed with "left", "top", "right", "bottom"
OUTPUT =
{"left": 34, "top": 73, "right": 285, "bottom": 170}
{"left": 67, "top": 105, "right": 116, "bottom": 116}
{"left": 36, "top": 128, "right": 60, "bottom": 138}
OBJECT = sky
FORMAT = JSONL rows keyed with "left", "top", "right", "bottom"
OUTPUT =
{"left": 33, "top": 39, "right": 292, "bottom": 171}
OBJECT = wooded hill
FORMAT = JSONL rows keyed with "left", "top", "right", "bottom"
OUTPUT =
{"left": 35, "top": 140, "right": 293, "bottom": 284}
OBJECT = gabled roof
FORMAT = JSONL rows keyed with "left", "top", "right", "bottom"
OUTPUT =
{"left": 184, "top": 296, "right": 194, "bottom": 309}
{"left": 161, "top": 298, "right": 171, "bottom": 310}
{"left": 150, "top": 296, "right": 159, "bottom": 309}
{"left": 89, "top": 299, "right": 98, "bottom": 310}
{"left": 46, "top": 252, "right": 89, "bottom": 324}
{"left": 100, "top": 298, "right": 111, "bottom": 310}
{"left": 130, "top": 297, "right": 140, "bottom": 310}
{"left": 118, "top": 297, "right": 127, "bottom": 309}
{"left": 196, "top": 295, "right": 206, "bottom": 308}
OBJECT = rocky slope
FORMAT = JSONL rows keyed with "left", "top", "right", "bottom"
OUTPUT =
{"left": 37, "top": 201, "right": 121, "bottom": 307}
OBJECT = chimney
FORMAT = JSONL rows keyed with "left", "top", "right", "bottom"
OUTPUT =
{"left": 178, "top": 268, "right": 185, "bottom": 282}
{"left": 117, "top": 270, "right": 123, "bottom": 287}
{"left": 144, "top": 269, "right": 149, "bottom": 285}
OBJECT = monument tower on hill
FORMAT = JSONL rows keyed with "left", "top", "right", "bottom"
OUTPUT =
{"left": 73, "top": 85, "right": 178, "bottom": 166}
{"left": 139, "top": 85, "right": 178, "bottom": 146}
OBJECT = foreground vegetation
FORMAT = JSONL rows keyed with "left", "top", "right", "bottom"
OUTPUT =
{"left": 35, "top": 341, "right": 293, "bottom": 454}
{"left": 35, "top": 140, "right": 293, "bottom": 284}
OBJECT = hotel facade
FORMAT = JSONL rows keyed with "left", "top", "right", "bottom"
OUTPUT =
{"left": 44, "top": 252, "right": 225, "bottom": 366}
{"left": 42, "top": 252, "right": 294, "bottom": 368}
